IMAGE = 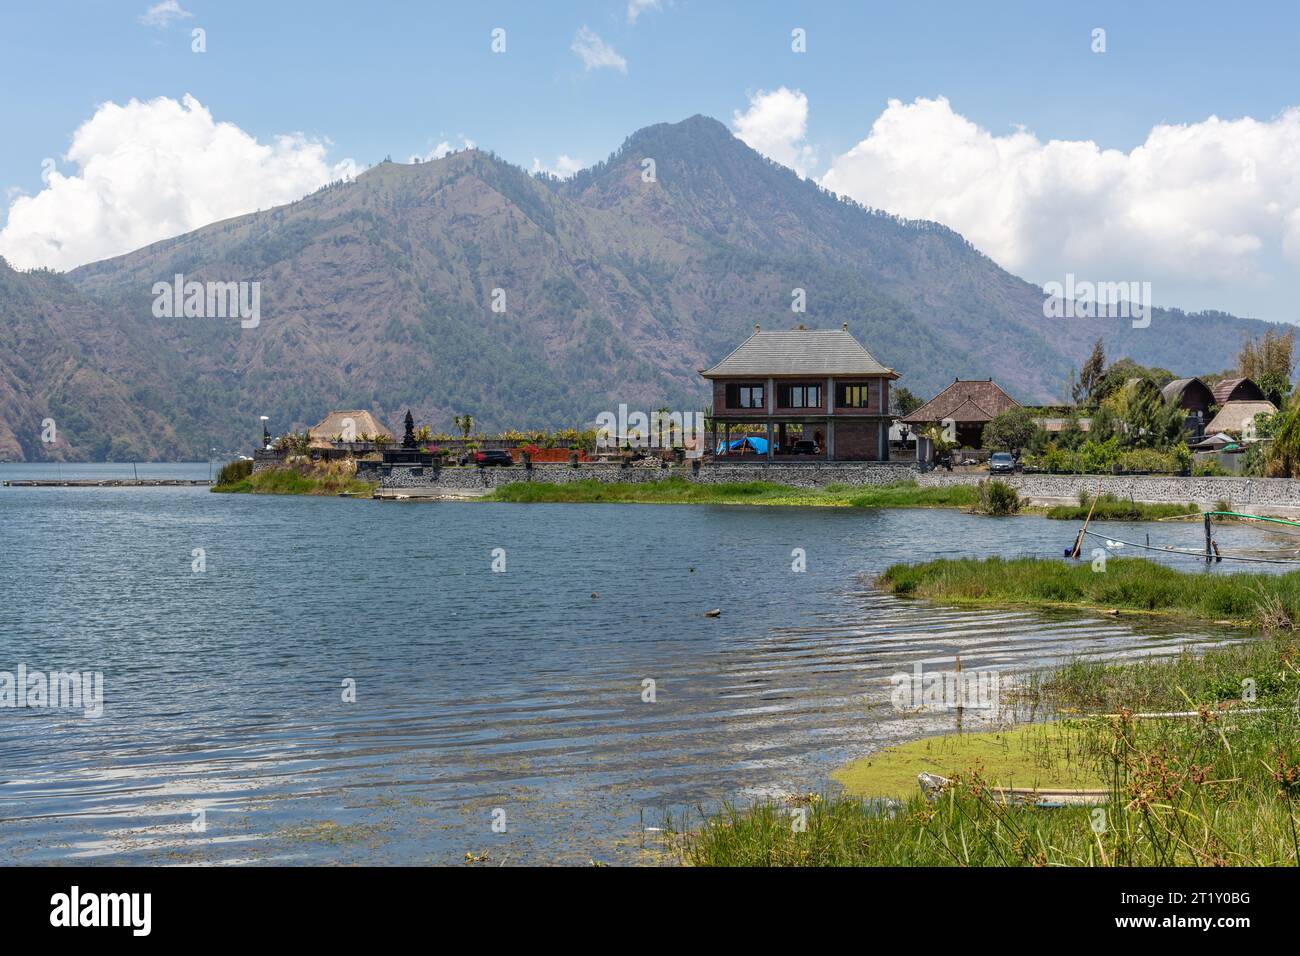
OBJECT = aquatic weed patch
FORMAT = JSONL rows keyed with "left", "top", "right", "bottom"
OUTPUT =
{"left": 1045, "top": 493, "right": 1200, "bottom": 522}
{"left": 880, "top": 555, "right": 1300, "bottom": 630}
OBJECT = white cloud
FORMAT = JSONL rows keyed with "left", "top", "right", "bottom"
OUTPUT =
{"left": 571, "top": 27, "right": 627, "bottom": 73}
{"left": 408, "top": 136, "right": 475, "bottom": 163}
{"left": 0, "top": 94, "right": 359, "bottom": 271}
{"left": 530, "top": 155, "right": 584, "bottom": 179}
{"left": 731, "top": 87, "right": 816, "bottom": 178}
{"left": 138, "top": 1, "right": 192, "bottom": 28}
{"left": 627, "top": 0, "right": 662, "bottom": 24}
{"left": 819, "top": 96, "right": 1300, "bottom": 309}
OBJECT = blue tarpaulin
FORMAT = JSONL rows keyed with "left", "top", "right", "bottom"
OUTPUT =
{"left": 716, "top": 436, "right": 769, "bottom": 454}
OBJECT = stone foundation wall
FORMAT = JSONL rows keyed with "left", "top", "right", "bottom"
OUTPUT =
{"left": 252, "top": 450, "right": 282, "bottom": 474}
{"left": 915, "top": 472, "right": 1300, "bottom": 508}
{"left": 378, "top": 460, "right": 918, "bottom": 491}
{"left": 360, "top": 457, "right": 1300, "bottom": 507}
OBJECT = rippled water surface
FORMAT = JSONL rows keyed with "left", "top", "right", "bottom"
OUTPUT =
{"left": 0, "top": 464, "right": 1272, "bottom": 864}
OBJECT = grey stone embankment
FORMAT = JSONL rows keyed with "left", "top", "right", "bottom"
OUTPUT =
{"left": 368, "top": 458, "right": 1300, "bottom": 512}
{"left": 374, "top": 460, "right": 917, "bottom": 495}
{"left": 915, "top": 471, "right": 1300, "bottom": 511}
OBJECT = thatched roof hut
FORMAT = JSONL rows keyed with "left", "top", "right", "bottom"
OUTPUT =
{"left": 308, "top": 410, "right": 393, "bottom": 447}
{"left": 1204, "top": 400, "right": 1277, "bottom": 436}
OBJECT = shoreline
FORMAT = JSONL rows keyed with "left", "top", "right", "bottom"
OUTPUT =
{"left": 20, "top": 458, "right": 1294, "bottom": 519}
{"left": 213, "top": 472, "right": 1231, "bottom": 522}
{"left": 682, "top": 628, "right": 1299, "bottom": 866}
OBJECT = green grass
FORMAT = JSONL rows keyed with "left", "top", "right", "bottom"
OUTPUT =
{"left": 678, "top": 632, "right": 1300, "bottom": 866}
{"left": 486, "top": 478, "right": 978, "bottom": 509}
{"left": 212, "top": 463, "right": 375, "bottom": 497}
{"left": 1044, "top": 492, "right": 1201, "bottom": 522}
{"left": 1037, "top": 632, "right": 1300, "bottom": 713}
{"left": 877, "top": 555, "right": 1300, "bottom": 630}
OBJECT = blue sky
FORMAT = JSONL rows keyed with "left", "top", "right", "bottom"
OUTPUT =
{"left": 2, "top": 0, "right": 1298, "bottom": 319}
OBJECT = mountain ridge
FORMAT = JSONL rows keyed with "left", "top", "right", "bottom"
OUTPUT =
{"left": 0, "top": 114, "right": 1277, "bottom": 461}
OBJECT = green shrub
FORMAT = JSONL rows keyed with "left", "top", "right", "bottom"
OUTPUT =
{"left": 1029, "top": 438, "right": 1188, "bottom": 474}
{"left": 1116, "top": 447, "right": 1173, "bottom": 472}
{"left": 1079, "top": 437, "right": 1121, "bottom": 474}
{"left": 972, "top": 479, "right": 1022, "bottom": 515}
{"left": 216, "top": 459, "right": 253, "bottom": 486}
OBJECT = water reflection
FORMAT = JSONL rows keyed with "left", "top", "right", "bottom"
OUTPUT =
{"left": 0, "top": 465, "right": 1267, "bottom": 864}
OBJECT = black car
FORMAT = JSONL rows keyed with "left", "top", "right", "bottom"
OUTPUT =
{"left": 461, "top": 449, "right": 514, "bottom": 466}
{"left": 791, "top": 440, "right": 820, "bottom": 455}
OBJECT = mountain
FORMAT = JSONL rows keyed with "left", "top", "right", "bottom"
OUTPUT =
{"left": 0, "top": 114, "right": 1279, "bottom": 461}
{"left": 0, "top": 262, "right": 202, "bottom": 460}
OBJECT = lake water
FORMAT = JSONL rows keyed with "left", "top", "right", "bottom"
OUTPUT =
{"left": 0, "top": 463, "right": 1274, "bottom": 865}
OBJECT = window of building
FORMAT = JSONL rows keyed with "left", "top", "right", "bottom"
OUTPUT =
{"left": 836, "top": 383, "right": 872, "bottom": 408}
{"left": 725, "top": 383, "right": 765, "bottom": 408}
{"left": 777, "top": 383, "right": 823, "bottom": 408}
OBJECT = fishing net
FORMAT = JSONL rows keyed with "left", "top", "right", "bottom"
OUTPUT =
{"left": 1081, "top": 511, "right": 1300, "bottom": 565}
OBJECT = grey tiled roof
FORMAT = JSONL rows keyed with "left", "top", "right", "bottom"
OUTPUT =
{"left": 701, "top": 329, "right": 893, "bottom": 377}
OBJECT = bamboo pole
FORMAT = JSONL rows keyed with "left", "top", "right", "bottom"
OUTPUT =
{"left": 1071, "top": 479, "right": 1103, "bottom": 558}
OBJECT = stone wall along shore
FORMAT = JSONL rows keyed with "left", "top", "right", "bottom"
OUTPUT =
{"left": 343, "top": 457, "right": 1300, "bottom": 510}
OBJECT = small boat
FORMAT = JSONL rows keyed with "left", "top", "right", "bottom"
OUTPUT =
{"left": 918, "top": 772, "right": 1108, "bottom": 807}
{"left": 1095, "top": 706, "right": 1276, "bottom": 721}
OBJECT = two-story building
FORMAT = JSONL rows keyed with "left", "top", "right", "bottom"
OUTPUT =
{"left": 700, "top": 324, "right": 899, "bottom": 461}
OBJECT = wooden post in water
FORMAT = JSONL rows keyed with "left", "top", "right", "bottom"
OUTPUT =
{"left": 1204, "top": 513, "right": 1213, "bottom": 564}
{"left": 955, "top": 654, "right": 963, "bottom": 735}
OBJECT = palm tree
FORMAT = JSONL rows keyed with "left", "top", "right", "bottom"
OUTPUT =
{"left": 653, "top": 406, "right": 672, "bottom": 448}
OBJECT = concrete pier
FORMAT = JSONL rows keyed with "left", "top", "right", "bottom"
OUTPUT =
{"left": 3, "top": 479, "right": 212, "bottom": 487}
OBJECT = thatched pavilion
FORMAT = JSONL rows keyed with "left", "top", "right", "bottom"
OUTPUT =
{"left": 307, "top": 410, "right": 393, "bottom": 449}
